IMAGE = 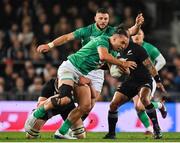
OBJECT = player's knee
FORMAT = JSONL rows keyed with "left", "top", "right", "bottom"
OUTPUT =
{"left": 79, "top": 104, "right": 91, "bottom": 114}
{"left": 140, "top": 96, "right": 149, "bottom": 107}
{"left": 135, "top": 104, "right": 143, "bottom": 112}
{"left": 110, "top": 101, "right": 118, "bottom": 112}
{"left": 51, "top": 84, "right": 73, "bottom": 107}
{"left": 59, "top": 84, "right": 73, "bottom": 98}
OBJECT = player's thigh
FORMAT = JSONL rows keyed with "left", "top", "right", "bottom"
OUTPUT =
{"left": 86, "top": 69, "right": 104, "bottom": 97}
{"left": 110, "top": 91, "right": 129, "bottom": 109}
{"left": 58, "top": 79, "right": 74, "bottom": 87}
{"left": 57, "top": 60, "right": 82, "bottom": 87}
{"left": 75, "top": 85, "right": 91, "bottom": 109}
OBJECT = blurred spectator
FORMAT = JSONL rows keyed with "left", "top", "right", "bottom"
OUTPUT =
{"left": 122, "top": 6, "right": 134, "bottom": 28}
{"left": 171, "top": 12, "right": 180, "bottom": 52}
{"left": 9, "top": 77, "right": 26, "bottom": 100}
{"left": 23, "top": 61, "right": 36, "bottom": 88}
{"left": 28, "top": 76, "right": 43, "bottom": 100}
{"left": 7, "top": 36, "right": 28, "bottom": 60}
{"left": 18, "top": 21, "right": 34, "bottom": 48}
{"left": 51, "top": 4, "right": 62, "bottom": 26}
{"left": 3, "top": 62, "right": 15, "bottom": 90}
{"left": 173, "top": 55, "right": 180, "bottom": 91}
{"left": 54, "top": 16, "right": 71, "bottom": 36}
{"left": 0, "top": 77, "right": 5, "bottom": 100}
{"left": 167, "top": 44, "right": 179, "bottom": 62}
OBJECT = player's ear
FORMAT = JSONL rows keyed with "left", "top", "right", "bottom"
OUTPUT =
{"left": 94, "top": 16, "right": 97, "bottom": 22}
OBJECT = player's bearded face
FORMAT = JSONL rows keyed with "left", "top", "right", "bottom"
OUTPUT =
{"left": 95, "top": 13, "right": 109, "bottom": 29}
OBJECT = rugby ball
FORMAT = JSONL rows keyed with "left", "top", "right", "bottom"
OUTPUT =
{"left": 110, "top": 65, "right": 122, "bottom": 78}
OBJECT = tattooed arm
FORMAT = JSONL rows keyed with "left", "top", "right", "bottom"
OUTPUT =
{"left": 143, "top": 58, "right": 166, "bottom": 92}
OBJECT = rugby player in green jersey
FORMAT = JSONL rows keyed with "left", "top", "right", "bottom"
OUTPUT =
{"left": 37, "top": 8, "right": 143, "bottom": 105}
{"left": 131, "top": 29, "right": 167, "bottom": 134}
{"left": 33, "top": 28, "right": 137, "bottom": 138}
{"left": 35, "top": 8, "right": 144, "bottom": 139}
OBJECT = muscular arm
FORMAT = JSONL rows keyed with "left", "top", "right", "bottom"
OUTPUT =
{"left": 37, "top": 32, "right": 75, "bottom": 53}
{"left": 98, "top": 47, "right": 136, "bottom": 69}
{"left": 143, "top": 57, "right": 166, "bottom": 92}
{"left": 143, "top": 57, "right": 159, "bottom": 77}
{"left": 128, "top": 13, "right": 144, "bottom": 36}
{"left": 98, "top": 47, "right": 125, "bottom": 66}
{"left": 52, "top": 32, "right": 75, "bottom": 47}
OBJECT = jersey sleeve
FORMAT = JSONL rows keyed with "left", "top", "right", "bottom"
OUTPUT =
{"left": 73, "top": 26, "right": 90, "bottom": 39}
{"left": 41, "top": 79, "right": 55, "bottom": 98}
{"left": 134, "top": 44, "right": 149, "bottom": 62}
{"left": 148, "top": 43, "right": 160, "bottom": 59}
{"left": 96, "top": 37, "right": 109, "bottom": 50}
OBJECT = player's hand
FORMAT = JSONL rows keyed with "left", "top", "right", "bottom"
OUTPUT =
{"left": 121, "top": 60, "right": 137, "bottom": 70}
{"left": 157, "top": 82, "right": 167, "bottom": 93}
{"left": 37, "top": 44, "right": 50, "bottom": 53}
{"left": 118, "top": 66, "right": 130, "bottom": 75}
{"left": 78, "top": 76, "right": 91, "bottom": 85}
{"left": 135, "top": 13, "right": 144, "bottom": 27}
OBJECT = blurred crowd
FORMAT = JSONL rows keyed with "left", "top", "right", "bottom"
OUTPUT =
{"left": 0, "top": 0, "right": 180, "bottom": 101}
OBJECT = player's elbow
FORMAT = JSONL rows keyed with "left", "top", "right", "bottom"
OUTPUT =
{"left": 99, "top": 54, "right": 106, "bottom": 61}
{"left": 66, "top": 33, "right": 74, "bottom": 41}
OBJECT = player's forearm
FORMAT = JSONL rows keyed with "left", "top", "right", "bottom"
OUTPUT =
{"left": 100, "top": 53, "right": 123, "bottom": 67}
{"left": 155, "top": 54, "right": 166, "bottom": 71}
{"left": 49, "top": 32, "right": 74, "bottom": 48}
{"left": 128, "top": 24, "right": 141, "bottom": 36}
{"left": 143, "top": 58, "right": 158, "bottom": 77}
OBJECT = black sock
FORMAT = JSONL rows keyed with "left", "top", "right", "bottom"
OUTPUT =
{"left": 108, "top": 110, "right": 118, "bottom": 135}
{"left": 81, "top": 113, "right": 89, "bottom": 121}
{"left": 145, "top": 103, "right": 160, "bottom": 130}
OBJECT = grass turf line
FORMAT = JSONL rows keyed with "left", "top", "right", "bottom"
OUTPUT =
{"left": 0, "top": 132, "right": 180, "bottom": 142}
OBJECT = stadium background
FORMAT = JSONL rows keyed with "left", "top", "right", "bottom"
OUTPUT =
{"left": 0, "top": 0, "right": 180, "bottom": 133}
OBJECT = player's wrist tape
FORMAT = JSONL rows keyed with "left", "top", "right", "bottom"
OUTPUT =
{"left": 154, "top": 75, "right": 161, "bottom": 83}
{"left": 47, "top": 42, "right": 54, "bottom": 49}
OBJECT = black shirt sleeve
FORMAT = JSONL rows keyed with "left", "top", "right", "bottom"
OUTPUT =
{"left": 41, "top": 79, "right": 56, "bottom": 98}
{"left": 133, "top": 43, "right": 149, "bottom": 62}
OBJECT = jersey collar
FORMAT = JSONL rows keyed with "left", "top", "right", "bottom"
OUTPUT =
{"left": 94, "top": 23, "right": 107, "bottom": 32}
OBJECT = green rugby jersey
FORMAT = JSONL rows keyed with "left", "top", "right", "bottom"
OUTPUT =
{"left": 73, "top": 23, "right": 116, "bottom": 46}
{"left": 142, "top": 41, "right": 160, "bottom": 64}
{"left": 68, "top": 35, "right": 117, "bottom": 75}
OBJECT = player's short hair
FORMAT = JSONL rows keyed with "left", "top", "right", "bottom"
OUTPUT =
{"left": 96, "top": 8, "right": 109, "bottom": 14}
{"left": 115, "top": 24, "right": 129, "bottom": 38}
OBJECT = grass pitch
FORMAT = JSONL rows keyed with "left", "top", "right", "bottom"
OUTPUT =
{"left": 0, "top": 132, "right": 180, "bottom": 142}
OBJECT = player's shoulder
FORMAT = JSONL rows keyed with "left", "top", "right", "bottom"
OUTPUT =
{"left": 107, "top": 25, "right": 116, "bottom": 30}
{"left": 143, "top": 41, "right": 157, "bottom": 49}
{"left": 107, "top": 25, "right": 116, "bottom": 33}
{"left": 95, "top": 35, "right": 109, "bottom": 41}
{"left": 129, "top": 41, "right": 142, "bottom": 50}
{"left": 46, "top": 78, "right": 56, "bottom": 86}
{"left": 77, "top": 23, "right": 93, "bottom": 31}
{"left": 94, "top": 35, "right": 109, "bottom": 47}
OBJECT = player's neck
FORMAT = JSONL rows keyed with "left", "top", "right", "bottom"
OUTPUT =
{"left": 95, "top": 23, "right": 107, "bottom": 31}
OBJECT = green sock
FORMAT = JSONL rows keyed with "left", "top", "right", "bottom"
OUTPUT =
{"left": 59, "top": 119, "right": 72, "bottom": 135}
{"left": 33, "top": 106, "right": 46, "bottom": 118}
{"left": 152, "top": 101, "right": 159, "bottom": 109}
{"left": 137, "top": 111, "right": 150, "bottom": 128}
